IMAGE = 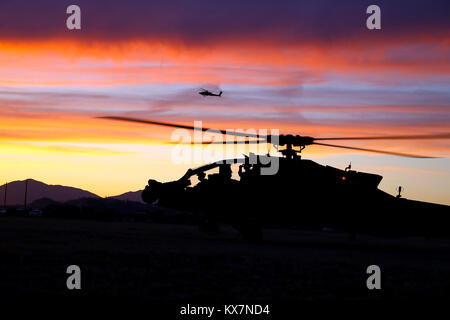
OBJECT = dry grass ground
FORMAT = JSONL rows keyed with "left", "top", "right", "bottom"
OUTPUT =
{"left": 0, "top": 216, "right": 449, "bottom": 302}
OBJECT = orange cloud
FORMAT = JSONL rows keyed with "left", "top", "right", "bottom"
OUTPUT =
{"left": 0, "top": 38, "right": 448, "bottom": 89}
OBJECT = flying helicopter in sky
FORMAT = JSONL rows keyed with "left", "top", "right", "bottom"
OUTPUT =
{"left": 198, "top": 88, "right": 223, "bottom": 97}
{"left": 98, "top": 116, "right": 450, "bottom": 240}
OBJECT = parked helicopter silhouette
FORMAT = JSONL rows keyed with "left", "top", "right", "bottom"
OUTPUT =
{"left": 199, "top": 88, "right": 223, "bottom": 97}
{"left": 99, "top": 116, "right": 450, "bottom": 240}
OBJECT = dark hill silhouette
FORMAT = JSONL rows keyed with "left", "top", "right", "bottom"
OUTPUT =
{"left": 111, "top": 190, "right": 144, "bottom": 203}
{"left": 0, "top": 179, "right": 100, "bottom": 206}
{"left": 27, "top": 196, "right": 149, "bottom": 221}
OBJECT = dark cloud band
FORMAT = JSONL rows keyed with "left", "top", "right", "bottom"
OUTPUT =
{"left": 0, "top": 0, "right": 448, "bottom": 45}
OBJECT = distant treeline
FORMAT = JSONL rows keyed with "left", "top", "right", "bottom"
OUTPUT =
{"left": 2, "top": 196, "right": 196, "bottom": 224}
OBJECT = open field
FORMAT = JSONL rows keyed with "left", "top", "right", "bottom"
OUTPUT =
{"left": 1, "top": 216, "right": 450, "bottom": 302}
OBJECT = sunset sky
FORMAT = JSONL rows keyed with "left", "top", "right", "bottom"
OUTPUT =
{"left": 0, "top": 0, "right": 449, "bottom": 204}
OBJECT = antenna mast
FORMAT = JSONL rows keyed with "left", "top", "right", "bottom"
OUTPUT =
{"left": 3, "top": 182, "right": 7, "bottom": 208}
{"left": 24, "top": 179, "right": 28, "bottom": 209}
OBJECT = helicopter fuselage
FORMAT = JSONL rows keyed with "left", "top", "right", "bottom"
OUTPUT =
{"left": 141, "top": 154, "right": 450, "bottom": 238}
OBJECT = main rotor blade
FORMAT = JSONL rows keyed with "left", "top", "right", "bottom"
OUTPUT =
{"left": 314, "top": 133, "right": 450, "bottom": 141}
{"left": 313, "top": 142, "right": 437, "bottom": 158}
{"left": 169, "top": 139, "right": 269, "bottom": 145}
{"left": 97, "top": 116, "right": 263, "bottom": 139}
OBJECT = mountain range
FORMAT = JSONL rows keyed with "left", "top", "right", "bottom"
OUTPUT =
{"left": 0, "top": 179, "right": 144, "bottom": 206}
